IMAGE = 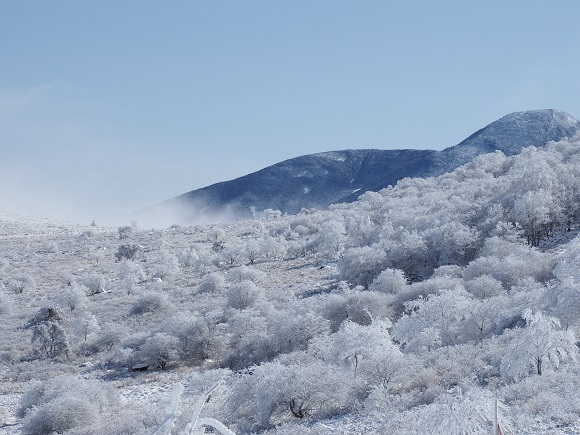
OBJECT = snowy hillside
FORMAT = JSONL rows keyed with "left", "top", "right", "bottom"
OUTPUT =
{"left": 4, "top": 133, "right": 580, "bottom": 433}
{"left": 144, "top": 109, "right": 580, "bottom": 224}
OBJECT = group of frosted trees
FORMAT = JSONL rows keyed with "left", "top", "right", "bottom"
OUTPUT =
{"left": 9, "top": 135, "right": 580, "bottom": 433}
{"left": 220, "top": 138, "right": 580, "bottom": 431}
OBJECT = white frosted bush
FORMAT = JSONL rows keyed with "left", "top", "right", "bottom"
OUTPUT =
{"left": 19, "top": 375, "right": 119, "bottom": 435}
{"left": 369, "top": 268, "right": 408, "bottom": 294}
{"left": 83, "top": 272, "right": 106, "bottom": 295}
{"left": 129, "top": 291, "right": 170, "bottom": 315}
{"left": 465, "top": 274, "right": 505, "bottom": 299}
{"left": 6, "top": 274, "right": 35, "bottom": 294}
{"left": 198, "top": 272, "right": 227, "bottom": 294}
{"left": 228, "top": 265, "right": 266, "bottom": 284}
{"left": 58, "top": 283, "right": 87, "bottom": 311}
{"left": 226, "top": 280, "right": 263, "bottom": 310}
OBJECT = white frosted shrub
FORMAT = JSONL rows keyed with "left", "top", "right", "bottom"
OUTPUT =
{"left": 431, "top": 264, "right": 463, "bottom": 279}
{"left": 19, "top": 375, "right": 119, "bottom": 435}
{"left": 225, "top": 308, "right": 274, "bottom": 369}
{"left": 160, "top": 313, "right": 224, "bottom": 362}
{"left": 315, "top": 220, "right": 346, "bottom": 257}
{"left": 57, "top": 283, "right": 87, "bottom": 311}
{"left": 272, "top": 307, "right": 330, "bottom": 354}
{"left": 6, "top": 274, "right": 35, "bottom": 294}
{"left": 465, "top": 274, "right": 505, "bottom": 299}
{"left": 462, "top": 256, "right": 498, "bottom": 282}
{"left": 344, "top": 290, "right": 392, "bottom": 325}
{"left": 369, "top": 268, "right": 408, "bottom": 294}
{"left": 500, "top": 310, "right": 577, "bottom": 381}
{"left": 321, "top": 293, "right": 349, "bottom": 332}
{"left": 22, "top": 395, "right": 99, "bottom": 435}
{"left": 83, "top": 272, "right": 105, "bottom": 295}
{"left": 338, "top": 245, "right": 388, "bottom": 288}
{"left": 138, "top": 332, "right": 180, "bottom": 370}
{"left": 152, "top": 252, "right": 180, "bottom": 281}
{"left": 226, "top": 360, "right": 355, "bottom": 432}
{"left": 228, "top": 265, "right": 266, "bottom": 284}
{"left": 118, "top": 259, "right": 147, "bottom": 294}
{"left": 129, "top": 291, "right": 170, "bottom": 315}
{"left": 178, "top": 246, "right": 199, "bottom": 267}
{"left": 226, "top": 280, "right": 263, "bottom": 310}
{"left": 197, "top": 272, "right": 227, "bottom": 294}
{"left": 59, "top": 272, "right": 76, "bottom": 287}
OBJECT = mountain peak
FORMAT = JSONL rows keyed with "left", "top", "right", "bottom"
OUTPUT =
{"left": 142, "top": 110, "right": 580, "bottom": 224}
{"left": 457, "top": 109, "right": 580, "bottom": 155}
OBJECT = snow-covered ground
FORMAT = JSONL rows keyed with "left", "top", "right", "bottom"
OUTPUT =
{"left": 5, "top": 138, "right": 580, "bottom": 433}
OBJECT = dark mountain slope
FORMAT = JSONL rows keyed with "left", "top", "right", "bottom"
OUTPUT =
{"left": 147, "top": 109, "right": 580, "bottom": 222}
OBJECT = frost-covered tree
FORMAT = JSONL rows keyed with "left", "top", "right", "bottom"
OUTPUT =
{"left": 464, "top": 274, "right": 505, "bottom": 299}
{"left": 549, "top": 238, "right": 580, "bottom": 330}
{"left": 361, "top": 349, "right": 417, "bottom": 394}
{"left": 393, "top": 285, "right": 474, "bottom": 351}
{"left": 59, "top": 272, "right": 76, "bottom": 287}
{"left": 315, "top": 220, "right": 346, "bottom": 258}
{"left": 510, "top": 190, "right": 556, "bottom": 247}
{"left": 177, "top": 245, "right": 199, "bottom": 268}
{"left": 139, "top": 332, "right": 180, "bottom": 370}
{"left": 501, "top": 310, "right": 577, "bottom": 381}
{"left": 272, "top": 307, "right": 329, "bottom": 355}
{"left": 25, "top": 307, "right": 70, "bottom": 359}
{"left": 114, "top": 244, "right": 142, "bottom": 262}
{"left": 117, "top": 259, "right": 146, "bottom": 294}
{"left": 338, "top": 245, "right": 387, "bottom": 288}
{"left": 380, "top": 388, "right": 508, "bottom": 435}
{"left": 117, "top": 224, "right": 134, "bottom": 240}
{"left": 74, "top": 310, "right": 100, "bottom": 343}
{"left": 321, "top": 292, "right": 350, "bottom": 333}
{"left": 425, "top": 221, "right": 480, "bottom": 266}
{"left": 226, "top": 360, "right": 355, "bottom": 432}
{"left": 465, "top": 295, "right": 507, "bottom": 341}
{"left": 388, "top": 230, "right": 429, "bottom": 280}
{"left": 318, "top": 319, "right": 397, "bottom": 379}
{"left": 225, "top": 308, "right": 274, "bottom": 369}
{"left": 228, "top": 265, "right": 266, "bottom": 284}
{"left": 344, "top": 290, "right": 392, "bottom": 325}
{"left": 57, "top": 283, "right": 87, "bottom": 311}
{"left": 160, "top": 313, "right": 225, "bottom": 363}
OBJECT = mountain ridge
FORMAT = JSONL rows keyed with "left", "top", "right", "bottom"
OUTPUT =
{"left": 144, "top": 109, "right": 580, "bottom": 224}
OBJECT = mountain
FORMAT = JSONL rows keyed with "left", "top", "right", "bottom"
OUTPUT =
{"left": 147, "top": 109, "right": 580, "bottom": 223}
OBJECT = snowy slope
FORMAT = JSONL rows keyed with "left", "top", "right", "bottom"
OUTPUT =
{"left": 6, "top": 135, "right": 580, "bottom": 434}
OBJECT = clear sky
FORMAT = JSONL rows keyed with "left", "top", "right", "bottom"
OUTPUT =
{"left": 1, "top": 1, "right": 580, "bottom": 224}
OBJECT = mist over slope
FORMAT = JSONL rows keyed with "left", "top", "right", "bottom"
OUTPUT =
{"left": 146, "top": 109, "right": 580, "bottom": 224}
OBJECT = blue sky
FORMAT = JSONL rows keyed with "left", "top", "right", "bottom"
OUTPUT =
{"left": 1, "top": 1, "right": 580, "bottom": 223}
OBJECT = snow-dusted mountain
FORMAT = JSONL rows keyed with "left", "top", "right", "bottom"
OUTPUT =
{"left": 152, "top": 109, "right": 580, "bottom": 222}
